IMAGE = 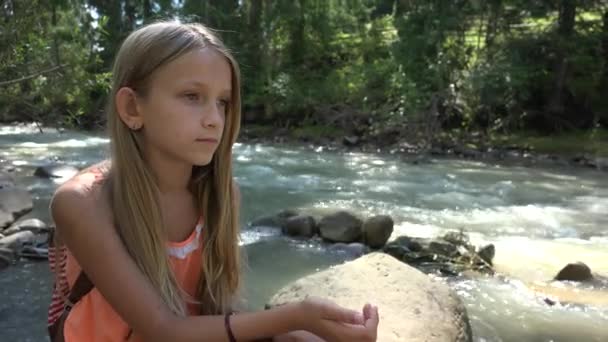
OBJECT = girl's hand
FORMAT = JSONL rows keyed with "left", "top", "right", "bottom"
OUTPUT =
{"left": 272, "top": 330, "right": 325, "bottom": 341}
{"left": 299, "top": 297, "right": 379, "bottom": 342}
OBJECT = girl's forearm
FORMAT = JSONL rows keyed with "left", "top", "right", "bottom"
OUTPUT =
{"left": 155, "top": 302, "right": 304, "bottom": 342}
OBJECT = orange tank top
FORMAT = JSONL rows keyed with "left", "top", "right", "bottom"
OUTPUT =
{"left": 47, "top": 220, "right": 204, "bottom": 342}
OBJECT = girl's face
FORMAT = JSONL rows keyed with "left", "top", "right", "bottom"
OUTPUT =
{"left": 134, "top": 47, "right": 232, "bottom": 167}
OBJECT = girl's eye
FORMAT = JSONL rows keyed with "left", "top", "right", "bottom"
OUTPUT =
{"left": 219, "top": 99, "right": 230, "bottom": 107}
{"left": 184, "top": 93, "right": 199, "bottom": 101}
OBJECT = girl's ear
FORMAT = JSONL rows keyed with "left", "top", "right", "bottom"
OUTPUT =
{"left": 115, "top": 87, "right": 144, "bottom": 130}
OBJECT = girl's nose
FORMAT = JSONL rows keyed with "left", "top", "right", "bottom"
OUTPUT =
{"left": 201, "top": 101, "right": 224, "bottom": 128}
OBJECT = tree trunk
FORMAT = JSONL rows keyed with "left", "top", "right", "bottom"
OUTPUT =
{"left": 598, "top": 10, "right": 608, "bottom": 126}
{"left": 547, "top": 0, "right": 576, "bottom": 121}
{"left": 289, "top": 0, "right": 306, "bottom": 66}
{"left": 246, "top": 0, "right": 273, "bottom": 120}
{"left": 124, "top": 0, "right": 136, "bottom": 31}
{"left": 89, "top": 0, "right": 123, "bottom": 67}
{"left": 51, "top": 2, "right": 61, "bottom": 66}
{"left": 143, "top": 0, "right": 152, "bottom": 23}
{"left": 600, "top": 11, "right": 608, "bottom": 88}
{"left": 485, "top": 0, "right": 502, "bottom": 58}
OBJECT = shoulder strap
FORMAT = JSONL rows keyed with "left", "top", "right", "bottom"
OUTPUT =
{"left": 66, "top": 271, "right": 95, "bottom": 311}
{"left": 48, "top": 271, "right": 94, "bottom": 342}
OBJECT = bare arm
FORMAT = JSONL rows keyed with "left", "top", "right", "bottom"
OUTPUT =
{"left": 51, "top": 184, "right": 305, "bottom": 342}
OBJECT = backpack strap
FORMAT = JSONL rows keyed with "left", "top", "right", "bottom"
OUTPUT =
{"left": 65, "top": 271, "right": 95, "bottom": 312}
{"left": 48, "top": 271, "right": 94, "bottom": 342}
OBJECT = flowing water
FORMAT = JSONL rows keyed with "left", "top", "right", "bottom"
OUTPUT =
{"left": 0, "top": 124, "right": 607, "bottom": 341}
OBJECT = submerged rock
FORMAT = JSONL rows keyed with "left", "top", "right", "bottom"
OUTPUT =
{"left": 4, "top": 218, "right": 49, "bottom": 236}
{"left": 555, "top": 262, "right": 593, "bottom": 282}
{"left": 383, "top": 232, "right": 495, "bottom": 276}
{"left": 328, "top": 242, "right": 369, "bottom": 258}
{"left": 34, "top": 164, "right": 79, "bottom": 179}
{"left": 268, "top": 253, "right": 472, "bottom": 342}
{"left": 0, "top": 187, "right": 33, "bottom": 227}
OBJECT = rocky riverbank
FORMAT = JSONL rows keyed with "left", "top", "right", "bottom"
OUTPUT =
{"left": 250, "top": 208, "right": 608, "bottom": 310}
{"left": 239, "top": 125, "right": 608, "bottom": 172}
{"left": 0, "top": 165, "right": 79, "bottom": 270}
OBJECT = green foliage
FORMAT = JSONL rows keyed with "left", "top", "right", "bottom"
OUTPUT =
{"left": 1, "top": 0, "right": 110, "bottom": 128}
{"left": 293, "top": 125, "right": 343, "bottom": 140}
{"left": 490, "top": 128, "right": 608, "bottom": 157}
{"left": 1, "top": 0, "right": 607, "bottom": 136}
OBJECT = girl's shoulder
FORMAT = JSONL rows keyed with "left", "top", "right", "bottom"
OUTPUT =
{"left": 50, "top": 161, "right": 113, "bottom": 240}
{"left": 57, "top": 160, "right": 110, "bottom": 196}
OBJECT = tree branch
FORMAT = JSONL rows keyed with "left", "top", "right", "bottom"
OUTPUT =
{"left": 0, "top": 64, "right": 67, "bottom": 87}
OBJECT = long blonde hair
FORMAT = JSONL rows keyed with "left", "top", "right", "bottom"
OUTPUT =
{"left": 106, "top": 21, "right": 241, "bottom": 315}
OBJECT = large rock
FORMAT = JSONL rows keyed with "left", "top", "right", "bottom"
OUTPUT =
{"left": 0, "top": 171, "right": 15, "bottom": 189}
{"left": 384, "top": 236, "right": 424, "bottom": 254}
{"left": 0, "top": 187, "right": 33, "bottom": 227}
{"left": 362, "top": 215, "right": 394, "bottom": 248}
{"left": 250, "top": 210, "right": 299, "bottom": 229}
{"left": 593, "top": 157, "right": 608, "bottom": 170}
{"left": 0, "top": 247, "right": 15, "bottom": 270}
{"left": 3, "top": 218, "right": 49, "bottom": 236}
{"left": 268, "top": 253, "right": 472, "bottom": 342}
{"left": 20, "top": 246, "right": 48, "bottom": 260}
{"left": 555, "top": 262, "right": 593, "bottom": 282}
{"left": 282, "top": 215, "right": 317, "bottom": 238}
{"left": 0, "top": 230, "right": 35, "bottom": 250}
{"left": 318, "top": 211, "right": 363, "bottom": 243}
{"left": 477, "top": 244, "right": 495, "bottom": 266}
{"left": 0, "top": 209, "right": 13, "bottom": 229}
{"left": 34, "top": 164, "right": 79, "bottom": 179}
{"left": 428, "top": 239, "right": 459, "bottom": 257}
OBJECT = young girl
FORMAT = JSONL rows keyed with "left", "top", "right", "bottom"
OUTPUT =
{"left": 47, "top": 21, "right": 379, "bottom": 342}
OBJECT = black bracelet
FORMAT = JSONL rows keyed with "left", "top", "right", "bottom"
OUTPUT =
{"left": 224, "top": 312, "right": 237, "bottom": 342}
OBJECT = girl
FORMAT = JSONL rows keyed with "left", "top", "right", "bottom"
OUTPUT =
{"left": 47, "top": 21, "right": 379, "bottom": 342}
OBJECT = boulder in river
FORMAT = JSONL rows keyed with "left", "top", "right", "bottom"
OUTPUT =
{"left": 383, "top": 233, "right": 494, "bottom": 275}
{"left": 0, "top": 171, "right": 15, "bottom": 189}
{"left": 0, "top": 187, "right": 33, "bottom": 227}
{"left": 0, "top": 209, "right": 12, "bottom": 229}
{"left": 555, "top": 262, "right": 593, "bottom": 282}
{"left": 318, "top": 210, "right": 363, "bottom": 243}
{"left": 282, "top": 215, "right": 317, "bottom": 238}
{"left": 268, "top": 253, "right": 472, "bottom": 342}
{"left": 328, "top": 242, "right": 369, "bottom": 258}
{"left": 0, "top": 246, "right": 16, "bottom": 270}
{"left": 3, "top": 218, "right": 49, "bottom": 236}
{"left": 477, "top": 244, "right": 495, "bottom": 266}
{"left": 362, "top": 215, "right": 393, "bottom": 248}
{"left": 342, "top": 135, "right": 360, "bottom": 146}
{"left": 0, "top": 230, "right": 35, "bottom": 250}
{"left": 249, "top": 209, "right": 299, "bottom": 229}
{"left": 34, "top": 164, "right": 79, "bottom": 179}
{"left": 19, "top": 246, "right": 48, "bottom": 260}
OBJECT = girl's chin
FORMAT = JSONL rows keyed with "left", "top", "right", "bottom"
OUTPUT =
{"left": 191, "top": 155, "right": 215, "bottom": 167}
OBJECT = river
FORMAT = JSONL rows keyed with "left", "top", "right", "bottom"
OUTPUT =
{"left": 1, "top": 124, "right": 607, "bottom": 341}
